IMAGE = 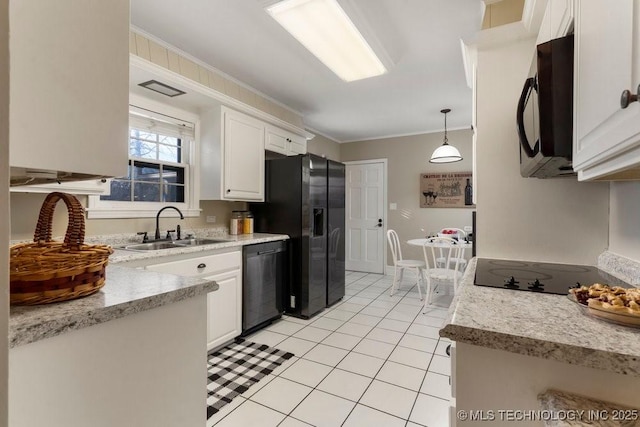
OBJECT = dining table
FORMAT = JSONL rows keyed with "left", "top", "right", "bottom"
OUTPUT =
{"left": 407, "top": 238, "right": 473, "bottom": 251}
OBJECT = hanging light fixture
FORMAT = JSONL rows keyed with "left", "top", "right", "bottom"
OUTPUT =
{"left": 430, "top": 108, "right": 462, "bottom": 163}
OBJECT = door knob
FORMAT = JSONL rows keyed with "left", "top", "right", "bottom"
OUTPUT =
{"left": 620, "top": 84, "right": 640, "bottom": 109}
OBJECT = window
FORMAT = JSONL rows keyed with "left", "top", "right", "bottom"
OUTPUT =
{"left": 87, "top": 101, "right": 200, "bottom": 218}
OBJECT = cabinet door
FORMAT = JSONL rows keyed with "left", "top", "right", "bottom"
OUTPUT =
{"left": 206, "top": 269, "right": 242, "bottom": 351}
{"left": 289, "top": 134, "right": 307, "bottom": 155}
{"left": 573, "top": 0, "right": 640, "bottom": 180}
{"left": 223, "top": 110, "right": 265, "bottom": 200}
{"left": 9, "top": 0, "right": 129, "bottom": 178}
{"left": 265, "top": 127, "right": 289, "bottom": 155}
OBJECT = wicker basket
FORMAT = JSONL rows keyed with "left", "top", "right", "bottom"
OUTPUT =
{"left": 9, "top": 192, "right": 113, "bottom": 305}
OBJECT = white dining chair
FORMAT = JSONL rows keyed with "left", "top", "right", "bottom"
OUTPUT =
{"left": 437, "top": 228, "right": 468, "bottom": 272}
{"left": 387, "top": 229, "right": 424, "bottom": 300}
{"left": 422, "top": 237, "right": 464, "bottom": 310}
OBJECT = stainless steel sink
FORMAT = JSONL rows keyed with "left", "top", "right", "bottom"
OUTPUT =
{"left": 176, "top": 238, "right": 230, "bottom": 246}
{"left": 122, "top": 238, "right": 230, "bottom": 251}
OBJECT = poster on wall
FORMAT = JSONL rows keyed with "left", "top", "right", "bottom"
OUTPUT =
{"left": 420, "top": 172, "right": 475, "bottom": 208}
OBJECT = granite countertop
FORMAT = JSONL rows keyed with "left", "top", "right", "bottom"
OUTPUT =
{"left": 440, "top": 258, "right": 640, "bottom": 376}
{"left": 10, "top": 265, "right": 217, "bottom": 348}
{"left": 10, "top": 233, "right": 288, "bottom": 348}
{"left": 538, "top": 389, "right": 639, "bottom": 426}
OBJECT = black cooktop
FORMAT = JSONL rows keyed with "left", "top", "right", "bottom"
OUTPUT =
{"left": 474, "top": 258, "right": 622, "bottom": 295}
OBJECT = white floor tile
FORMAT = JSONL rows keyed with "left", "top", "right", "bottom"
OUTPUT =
{"left": 266, "top": 320, "right": 306, "bottom": 336}
{"left": 352, "top": 338, "right": 395, "bottom": 360}
{"left": 337, "top": 302, "right": 367, "bottom": 313}
{"left": 369, "top": 299, "right": 399, "bottom": 309}
{"left": 336, "top": 352, "right": 385, "bottom": 378}
{"left": 413, "top": 314, "right": 445, "bottom": 328}
{"left": 375, "top": 361, "right": 426, "bottom": 392}
{"left": 359, "top": 306, "right": 390, "bottom": 318}
{"left": 374, "top": 294, "right": 403, "bottom": 303}
{"left": 290, "top": 390, "right": 356, "bottom": 427}
{"left": 420, "top": 371, "right": 451, "bottom": 400}
{"left": 322, "top": 309, "right": 356, "bottom": 322}
{"left": 388, "top": 346, "right": 432, "bottom": 370}
{"left": 358, "top": 291, "right": 384, "bottom": 299}
{"left": 335, "top": 322, "right": 374, "bottom": 338}
{"left": 349, "top": 313, "right": 382, "bottom": 327}
{"left": 275, "top": 337, "right": 317, "bottom": 357}
{"left": 250, "top": 377, "right": 313, "bottom": 414}
{"left": 347, "top": 296, "right": 374, "bottom": 306}
{"left": 281, "top": 315, "right": 311, "bottom": 325}
{"left": 302, "top": 344, "right": 349, "bottom": 367}
{"left": 277, "top": 416, "right": 313, "bottom": 427}
{"left": 342, "top": 404, "right": 406, "bottom": 427}
{"left": 398, "top": 334, "right": 438, "bottom": 353}
{"left": 316, "top": 368, "right": 372, "bottom": 402}
{"left": 409, "top": 393, "right": 450, "bottom": 427}
{"left": 399, "top": 297, "right": 424, "bottom": 307}
{"left": 292, "top": 326, "right": 332, "bottom": 343}
{"left": 207, "top": 396, "right": 246, "bottom": 427}
{"left": 385, "top": 309, "right": 418, "bottom": 323}
{"left": 359, "top": 380, "right": 418, "bottom": 419}
{"left": 377, "top": 318, "right": 411, "bottom": 333}
{"left": 242, "top": 374, "right": 276, "bottom": 398}
{"left": 365, "top": 327, "right": 404, "bottom": 345}
{"left": 214, "top": 400, "right": 285, "bottom": 427}
{"left": 279, "top": 358, "right": 333, "bottom": 387}
{"left": 310, "top": 316, "right": 345, "bottom": 331}
{"left": 406, "top": 324, "right": 441, "bottom": 339}
{"left": 420, "top": 307, "right": 448, "bottom": 319}
{"left": 247, "top": 330, "right": 288, "bottom": 347}
{"left": 321, "top": 332, "right": 362, "bottom": 351}
{"left": 428, "top": 354, "right": 451, "bottom": 375}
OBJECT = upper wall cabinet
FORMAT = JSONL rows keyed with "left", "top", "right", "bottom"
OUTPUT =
{"left": 201, "top": 106, "right": 265, "bottom": 201}
{"left": 265, "top": 125, "right": 307, "bottom": 156}
{"left": 572, "top": 0, "right": 640, "bottom": 180}
{"left": 9, "top": 0, "right": 130, "bottom": 184}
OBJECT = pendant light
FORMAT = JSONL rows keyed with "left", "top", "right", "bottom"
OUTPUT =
{"left": 429, "top": 108, "right": 462, "bottom": 163}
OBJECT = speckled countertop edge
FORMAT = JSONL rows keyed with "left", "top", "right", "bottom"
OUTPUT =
{"left": 538, "top": 389, "right": 639, "bottom": 427}
{"left": 598, "top": 251, "right": 640, "bottom": 286}
{"left": 440, "top": 258, "right": 640, "bottom": 377}
{"left": 9, "top": 232, "right": 289, "bottom": 348}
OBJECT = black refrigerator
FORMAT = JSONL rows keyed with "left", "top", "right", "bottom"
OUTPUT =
{"left": 251, "top": 154, "right": 345, "bottom": 318}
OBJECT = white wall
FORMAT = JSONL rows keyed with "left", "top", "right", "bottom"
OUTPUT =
{"left": 608, "top": 182, "right": 640, "bottom": 262}
{"left": 0, "top": 0, "right": 9, "bottom": 423}
{"left": 476, "top": 37, "right": 609, "bottom": 265}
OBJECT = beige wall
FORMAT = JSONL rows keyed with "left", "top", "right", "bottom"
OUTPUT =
{"left": 608, "top": 182, "right": 640, "bottom": 263}
{"left": 306, "top": 133, "right": 341, "bottom": 162}
{"left": 482, "top": 0, "right": 525, "bottom": 29}
{"left": 1, "top": 0, "right": 9, "bottom": 422}
{"left": 9, "top": 193, "right": 244, "bottom": 241}
{"left": 475, "top": 37, "right": 609, "bottom": 265}
{"left": 341, "top": 129, "right": 474, "bottom": 262}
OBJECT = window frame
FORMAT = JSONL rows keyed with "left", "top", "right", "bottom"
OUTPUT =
{"left": 87, "top": 95, "right": 201, "bottom": 219}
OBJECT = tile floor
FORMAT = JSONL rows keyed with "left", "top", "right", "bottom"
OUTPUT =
{"left": 209, "top": 271, "right": 453, "bottom": 427}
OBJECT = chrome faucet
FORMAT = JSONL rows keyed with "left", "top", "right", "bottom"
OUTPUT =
{"left": 155, "top": 206, "right": 184, "bottom": 240}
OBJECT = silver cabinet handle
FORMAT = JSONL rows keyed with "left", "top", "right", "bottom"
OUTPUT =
{"left": 620, "top": 84, "right": 640, "bottom": 109}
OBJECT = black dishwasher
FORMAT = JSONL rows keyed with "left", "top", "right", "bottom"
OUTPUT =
{"left": 241, "top": 240, "right": 287, "bottom": 335}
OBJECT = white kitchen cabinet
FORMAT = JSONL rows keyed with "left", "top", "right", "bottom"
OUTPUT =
{"left": 10, "top": 179, "right": 111, "bottom": 195}
{"left": 200, "top": 106, "right": 265, "bottom": 201}
{"left": 572, "top": 0, "right": 640, "bottom": 180}
{"left": 144, "top": 249, "right": 243, "bottom": 350}
{"left": 265, "top": 124, "right": 307, "bottom": 156}
{"left": 536, "top": 0, "right": 573, "bottom": 45}
{"left": 9, "top": 0, "right": 129, "bottom": 183}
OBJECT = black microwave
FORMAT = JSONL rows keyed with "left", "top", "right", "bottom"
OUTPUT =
{"left": 517, "top": 34, "right": 574, "bottom": 178}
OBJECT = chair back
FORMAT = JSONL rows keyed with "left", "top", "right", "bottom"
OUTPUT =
{"left": 423, "top": 237, "right": 462, "bottom": 275}
{"left": 386, "top": 229, "right": 403, "bottom": 266}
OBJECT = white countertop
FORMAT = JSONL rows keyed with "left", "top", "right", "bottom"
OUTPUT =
{"left": 9, "top": 232, "right": 289, "bottom": 348}
{"left": 440, "top": 258, "right": 640, "bottom": 376}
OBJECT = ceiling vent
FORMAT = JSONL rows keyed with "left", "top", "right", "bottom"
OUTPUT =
{"left": 138, "top": 80, "right": 186, "bottom": 97}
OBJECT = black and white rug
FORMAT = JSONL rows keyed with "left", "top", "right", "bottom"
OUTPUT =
{"left": 207, "top": 338, "right": 294, "bottom": 422}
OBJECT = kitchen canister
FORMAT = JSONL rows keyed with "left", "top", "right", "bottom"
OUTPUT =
{"left": 230, "top": 211, "right": 243, "bottom": 235}
{"left": 242, "top": 211, "right": 254, "bottom": 234}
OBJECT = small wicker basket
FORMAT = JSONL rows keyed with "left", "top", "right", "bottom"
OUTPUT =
{"left": 10, "top": 192, "right": 113, "bottom": 305}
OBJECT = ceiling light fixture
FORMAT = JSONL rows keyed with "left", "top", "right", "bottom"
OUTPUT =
{"left": 430, "top": 108, "right": 463, "bottom": 164}
{"left": 266, "top": 0, "right": 387, "bottom": 82}
{"left": 138, "top": 80, "right": 186, "bottom": 97}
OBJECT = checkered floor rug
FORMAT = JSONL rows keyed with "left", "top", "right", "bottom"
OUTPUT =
{"left": 206, "top": 338, "right": 294, "bottom": 422}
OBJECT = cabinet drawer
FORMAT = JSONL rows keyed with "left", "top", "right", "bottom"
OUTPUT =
{"left": 145, "top": 250, "right": 241, "bottom": 277}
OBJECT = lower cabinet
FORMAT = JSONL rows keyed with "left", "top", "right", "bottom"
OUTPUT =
{"left": 143, "top": 249, "right": 242, "bottom": 351}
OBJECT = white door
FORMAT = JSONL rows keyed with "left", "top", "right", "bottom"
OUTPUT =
{"left": 345, "top": 160, "right": 386, "bottom": 273}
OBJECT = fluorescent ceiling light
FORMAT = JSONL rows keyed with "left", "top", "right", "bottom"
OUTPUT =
{"left": 266, "top": 0, "right": 387, "bottom": 82}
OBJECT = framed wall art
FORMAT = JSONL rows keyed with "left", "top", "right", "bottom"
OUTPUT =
{"left": 420, "top": 172, "right": 474, "bottom": 208}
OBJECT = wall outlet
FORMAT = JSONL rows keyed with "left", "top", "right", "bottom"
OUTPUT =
{"left": 206, "top": 215, "right": 216, "bottom": 223}
{"left": 390, "top": 203, "right": 397, "bottom": 210}
{"left": 464, "top": 225, "right": 472, "bottom": 232}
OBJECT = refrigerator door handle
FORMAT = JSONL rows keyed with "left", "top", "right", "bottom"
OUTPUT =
{"left": 312, "top": 208, "right": 325, "bottom": 237}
